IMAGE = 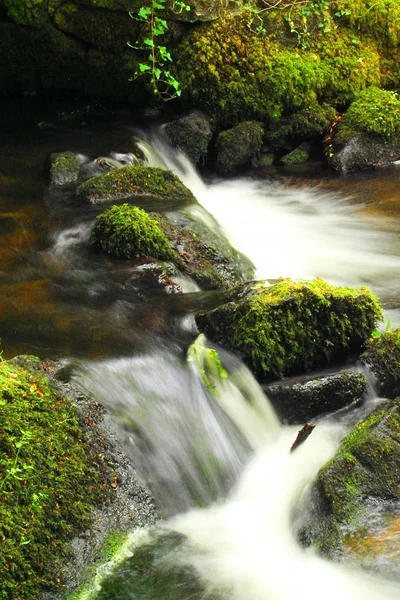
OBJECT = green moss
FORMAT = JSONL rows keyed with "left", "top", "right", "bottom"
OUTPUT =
{"left": 0, "top": 359, "right": 109, "bottom": 599}
{"left": 3, "top": 0, "right": 48, "bottom": 27}
{"left": 187, "top": 334, "right": 228, "bottom": 396}
{"left": 315, "top": 399, "right": 400, "bottom": 542}
{"left": 338, "top": 87, "right": 400, "bottom": 142}
{"left": 196, "top": 278, "right": 383, "bottom": 380}
{"left": 332, "top": 0, "right": 400, "bottom": 49}
{"left": 361, "top": 328, "right": 400, "bottom": 398}
{"left": 216, "top": 121, "right": 264, "bottom": 173}
{"left": 50, "top": 151, "right": 81, "bottom": 186}
{"left": 78, "top": 166, "right": 196, "bottom": 205}
{"left": 90, "top": 204, "right": 174, "bottom": 260}
{"left": 174, "top": 12, "right": 383, "bottom": 129}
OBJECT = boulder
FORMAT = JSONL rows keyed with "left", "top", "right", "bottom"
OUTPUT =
{"left": 77, "top": 165, "right": 196, "bottom": 205}
{"left": 90, "top": 204, "right": 174, "bottom": 260}
{"left": 49, "top": 151, "right": 80, "bottom": 186}
{"left": 215, "top": 121, "right": 264, "bottom": 174}
{"left": 280, "top": 142, "right": 311, "bottom": 165}
{"left": 195, "top": 279, "right": 383, "bottom": 381}
{"left": 264, "top": 370, "right": 367, "bottom": 424}
{"left": 300, "top": 398, "right": 400, "bottom": 558}
{"left": 324, "top": 87, "right": 400, "bottom": 172}
{"left": 360, "top": 329, "right": 400, "bottom": 399}
{"left": 155, "top": 208, "right": 255, "bottom": 290}
{"left": 163, "top": 111, "right": 213, "bottom": 165}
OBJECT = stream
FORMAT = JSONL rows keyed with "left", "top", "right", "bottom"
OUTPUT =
{"left": 1, "top": 106, "right": 400, "bottom": 598}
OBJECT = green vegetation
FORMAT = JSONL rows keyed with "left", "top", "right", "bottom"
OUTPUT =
{"left": 196, "top": 278, "right": 383, "bottom": 380}
{"left": 77, "top": 165, "right": 196, "bottom": 205}
{"left": 361, "top": 328, "right": 400, "bottom": 399}
{"left": 187, "top": 334, "right": 228, "bottom": 396}
{"left": 338, "top": 87, "right": 400, "bottom": 141}
{"left": 2, "top": 0, "right": 48, "bottom": 27}
{"left": 216, "top": 121, "right": 264, "bottom": 173}
{"left": 310, "top": 398, "right": 400, "bottom": 553}
{"left": 90, "top": 204, "right": 174, "bottom": 259}
{"left": 129, "top": 0, "right": 190, "bottom": 100}
{"left": 49, "top": 151, "right": 81, "bottom": 186}
{"left": 0, "top": 357, "right": 110, "bottom": 599}
{"left": 174, "top": 10, "right": 382, "bottom": 129}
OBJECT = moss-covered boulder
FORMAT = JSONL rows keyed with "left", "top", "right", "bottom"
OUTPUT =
{"left": 164, "top": 111, "right": 213, "bottom": 165}
{"left": 90, "top": 204, "right": 174, "bottom": 260}
{"left": 49, "top": 151, "right": 81, "bottom": 186}
{"left": 301, "top": 398, "right": 400, "bottom": 556}
{"left": 264, "top": 370, "right": 367, "bottom": 424}
{"left": 280, "top": 142, "right": 311, "bottom": 165}
{"left": 360, "top": 329, "right": 400, "bottom": 399}
{"left": 0, "top": 356, "right": 111, "bottom": 599}
{"left": 3, "top": 0, "right": 49, "bottom": 27}
{"left": 77, "top": 166, "right": 196, "bottom": 205}
{"left": 324, "top": 87, "right": 400, "bottom": 172}
{"left": 215, "top": 121, "right": 264, "bottom": 174}
{"left": 174, "top": 12, "right": 382, "bottom": 130}
{"left": 54, "top": 3, "right": 140, "bottom": 54}
{"left": 195, "top": 279, "right": 383, "bottom": 381}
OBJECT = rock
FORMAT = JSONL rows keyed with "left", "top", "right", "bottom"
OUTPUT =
{"left": 54, "top": 3, "right": 140, "bottom": 54}
{"left": 90, "top": 204, "right": 174, "bottom": 260}
{"left": 280, "top": 142, "right": 311, "bottom": 165}
{"left": 215, "top": 121, "right": 264, "bottom": 174}
{"left": 77, "top": 165, "right": 196, "bottom": 205}
{"left": 300, "top": 398, "right": 400, "bottom": 558}
{"left": 359, "top": 329, "right": 400, "bottom": 399}
{"left": 264, "top": 370, "right": 367, "bottom": 424}
{"left": 166, "top": 0, "right": 244, "bottom": 22}
{"left": 49, "top": 151, "right": 80, "bottom": 186}
{"left": 155, "top": 208, "right": 255, "bottom": 290}
{"left": 163, "top": 110, "right": 213, "bottom": 165}
{"left": 195, "top": 279, "right": 383, "bottom": 381}
{"left": 324, "top": 87, "right": 400, "bottom": 172}
{"left": 124, "top": 258, "right": 183, "bottom": 296}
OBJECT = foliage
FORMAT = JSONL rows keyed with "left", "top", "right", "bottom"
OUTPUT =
{"left": 129, "top": 0, "right": 190, "bottom": 101}
{"left": 196, "top": 278, "right": 383, "bottom": 380}
{"left": 0, "top": 358, "right": 109, "bottom": 599}
{"left": 174, "top": 13, "right": 381, "bottom": 128}
{"left": 187, "top": 334, "right": 228, "bottom": 396}
{"left": 340, "top": 87, "right": 400, "bottom": 141}
{"left": 90, "top": 204, "right": 173, "bottom": 259}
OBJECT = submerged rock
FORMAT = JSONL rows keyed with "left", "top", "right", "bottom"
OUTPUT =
{"left": 264, "top": 370, "right": 367, "bottom": 424}
{"left": 324, "top": 87, "right": 400, "bottom": 172}
{"left": 215, "top": 121, "right": 264, "bottom": 174}
{"left": 163, "top": 110, "right": 213, "bottom": 165}
{"left": 300, "top": 398, "right": 400, "bottom": 560}
{"left": 360, "top": 329, "right": 400, "bottom": 399}
{"left": 77, "top": 165, "right": 196, "bottom": 205}
{"left": 49, "top": 150, "right": 80, "bottom": 185}
{"left": 195, "top": 279, "right": 383, "bottom": 381}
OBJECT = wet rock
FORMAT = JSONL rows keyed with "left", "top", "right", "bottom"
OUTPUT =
{"left": 124, "top": 259, "right": 183, "bottom": 296}
{"left": 49, "top": 150, "right": 80, "bottom": 185}
{"left": 264, "top": 370, "right": 367, "bottom": 424}
{"left": 77, "top": 165, "right": 196, "bottom": 205}
{"left": 195, "top": 279, "right": 383, "bottom": 381}
{"left": 359, "top": 329, "right": 400, "bottom": 399}
{"left": 324, "top": 87, "right": 400, "bottom": 172}
{"left": 215, "top": 121, "right": 264, "bottom": 174}
{"left": 300, "top": 397, "right": 400, "bottom": 559}
{"left": 164, "top": 110, "right": 213, "bottom": 165}
{"left": 54, "top": 3, "right": 140, "bottom": 54}
{"left": 155, "top": 208, "right": 255, "bottom": 290}
{"left": 280, "top": 142, "right": 311, "bottom": 165}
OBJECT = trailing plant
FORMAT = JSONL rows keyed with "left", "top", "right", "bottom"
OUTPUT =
{"left": 129, "top": 0, "right": 190, "bottom": 101}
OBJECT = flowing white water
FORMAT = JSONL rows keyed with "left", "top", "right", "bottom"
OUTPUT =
{"left": 74, "top": 134, "right": 400, "bottom": 598}
{"left": 137, "top": 133, "right": 400, "bottom": 324}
